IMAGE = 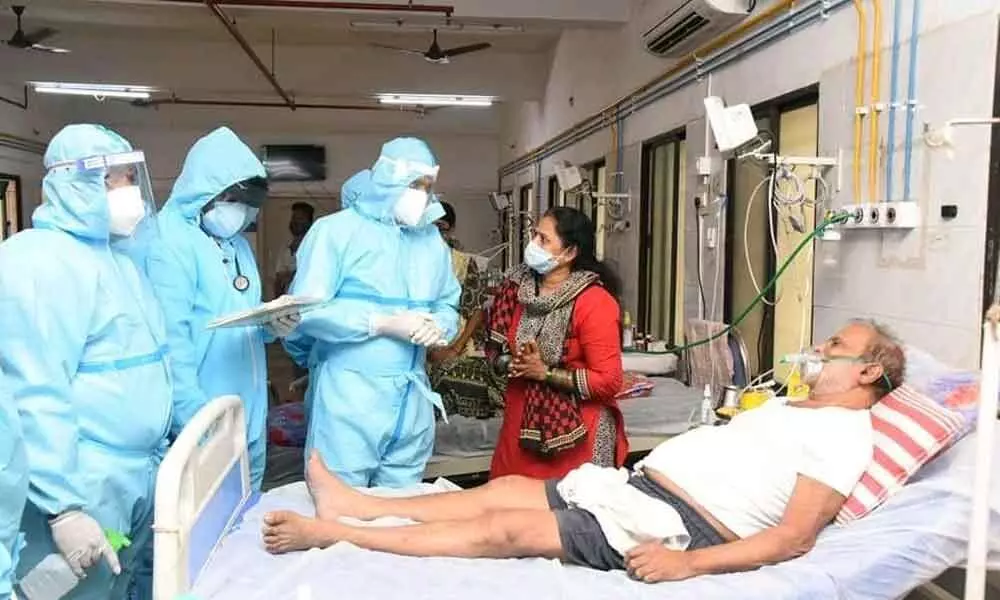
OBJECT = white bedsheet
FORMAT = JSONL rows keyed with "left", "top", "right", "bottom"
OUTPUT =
{"left": 192, "top": 423, "right": 1000, "bottom": 600}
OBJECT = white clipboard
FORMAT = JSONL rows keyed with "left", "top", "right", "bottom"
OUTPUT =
{"left": 207, "top": 296, "right": 324, "bottom": 329}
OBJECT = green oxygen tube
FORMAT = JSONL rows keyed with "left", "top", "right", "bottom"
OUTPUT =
{"left": 630, "top": 209, "right": 851, "bottom": 355}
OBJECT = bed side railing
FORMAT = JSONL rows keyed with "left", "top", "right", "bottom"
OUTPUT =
{"left": 152, "top": 395, "right": 251, "bottom": 600}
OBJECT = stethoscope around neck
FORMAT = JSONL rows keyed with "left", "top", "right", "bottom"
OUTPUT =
{"left": 221, "top": 250, "right": 251, "bottom": 292}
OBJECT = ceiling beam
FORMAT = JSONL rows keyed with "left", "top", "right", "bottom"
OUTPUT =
{"left": 157, "top": 0, "right": 453, "bottom": 16}
{"left": 205, "top": 0, "right": 296, "bottom": 109}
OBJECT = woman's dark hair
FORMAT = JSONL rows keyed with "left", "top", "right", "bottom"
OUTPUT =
{"left": 291, "top": 201, "right": 315, "bottom": 219}
{"left": 439, "top": 201, "right": 456, "bottom": 229}
{"left": 545, "top": 206, "right": 621, "bottom": 298}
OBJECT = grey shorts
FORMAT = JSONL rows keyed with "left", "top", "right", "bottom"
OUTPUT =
{"left": 545, "top": 475, "right": 726, "bottom": 571}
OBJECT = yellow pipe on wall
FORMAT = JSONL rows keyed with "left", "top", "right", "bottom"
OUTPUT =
{"left": 852, "top": 0, "right": 868, "bottom": 205}
{"left": 867, "top": 0, "right": 882, "bottom": 204}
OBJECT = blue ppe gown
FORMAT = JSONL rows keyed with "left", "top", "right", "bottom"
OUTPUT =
{"left": 283, "top": 170, "right": 367, "bottom": 420}
{"left": 0, "top": 124, "right": 172, "bottom": 600}
{"left": 0, "top": 372, "right": 28, "bottom": 600}
{"left": 283, "top": 138, "right": 461, "bottom": 488}
{"left": 143, "top": 127, "right": 270, "bottom": 490}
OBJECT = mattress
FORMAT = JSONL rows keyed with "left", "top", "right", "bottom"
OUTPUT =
{"left": 196, "top": 423, "right": 1000, "bottom": 600}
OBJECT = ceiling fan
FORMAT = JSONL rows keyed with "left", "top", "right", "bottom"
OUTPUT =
{"left": 6, "top": 5, "right": 69, "bottom": 54}
{"left": 370, "top": 29, "right": 490, "bottom": 65}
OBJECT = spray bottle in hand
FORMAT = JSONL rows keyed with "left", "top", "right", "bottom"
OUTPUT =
{"left": 18, "top": 529, "right": 131, "bottom": 600}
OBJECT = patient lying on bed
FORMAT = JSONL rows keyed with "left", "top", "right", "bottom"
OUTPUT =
{"left": 262, "top": 320, "right": 905, "bottom": 584}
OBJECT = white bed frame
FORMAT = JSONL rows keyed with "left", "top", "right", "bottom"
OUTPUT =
{"left": 152, "top": 395, "right": 252, "bottom": 600}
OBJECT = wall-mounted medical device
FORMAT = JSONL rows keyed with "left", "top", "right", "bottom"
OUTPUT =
{"left": 704, "top": 96, "right": 760, "bottom": 156}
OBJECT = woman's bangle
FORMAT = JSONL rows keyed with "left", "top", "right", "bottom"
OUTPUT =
{"left": 545, "top": 368, "right": 575, "bottom": 391}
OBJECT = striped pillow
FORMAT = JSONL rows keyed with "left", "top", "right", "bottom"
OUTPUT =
{"left": 836, "top": 384, "right": 967, "bottom": 524}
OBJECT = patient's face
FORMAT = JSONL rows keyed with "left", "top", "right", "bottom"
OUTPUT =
{"left": 810, "top": 324, "right": 875, "bottom": 395}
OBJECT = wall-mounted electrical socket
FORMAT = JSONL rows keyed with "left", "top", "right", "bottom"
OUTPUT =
{"left": 696, "top": 156, "right": 713, "bottom": 177}
{"left": 839, "top": 202, "right": 920, "bottom": 229}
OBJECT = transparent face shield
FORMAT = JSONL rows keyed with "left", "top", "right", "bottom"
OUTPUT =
{"left": 48, "top": 150, "right": 157, "bottom": 238}
{"left": 373, "top": 155, "right": 440, "bottom": 184}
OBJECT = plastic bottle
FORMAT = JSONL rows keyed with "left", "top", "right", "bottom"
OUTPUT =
{"left": 700, "top": 384, "right": 715, "bottom": 425}
{"left": 17, "top": 554, "right": 80, "bottom": 600}
{"left": 18, "top": 529, "right": 131, "bottom": 600}
{"left": 622, "top": 311, "right": 634, "bottom": 349}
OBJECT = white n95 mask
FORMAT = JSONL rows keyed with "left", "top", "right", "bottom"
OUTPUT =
{"left": 106, "top": 185, "right": 146, "bottom": 237}
{"left": 394, "top": 188, "right": 429, "bottom": 227}
{"left": 202, "top": 203, "right": 253, "bottom": 239}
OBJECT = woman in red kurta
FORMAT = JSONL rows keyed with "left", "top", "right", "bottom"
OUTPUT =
{"left": 488, "top": 207, "right": 626, "bottom": 480}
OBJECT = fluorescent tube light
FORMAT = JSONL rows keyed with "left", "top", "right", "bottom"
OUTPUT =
{"left": 351, "top": 20, "right": 523, "bottom": 34}
{"left": 376, "top": 93, "right": 494, "bottom": 107}
{"left": 30, "top": 82, "right": 156, "bottom": 100}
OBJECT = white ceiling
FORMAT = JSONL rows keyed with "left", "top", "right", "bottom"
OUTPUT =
{"left": 0, "top": 0, "right": 631, "bottom": 49}
{"left": 0, "top": 0, "right": 635, "bottom": 135}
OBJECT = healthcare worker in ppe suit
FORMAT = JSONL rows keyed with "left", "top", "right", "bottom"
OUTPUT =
{"left": 144, "top": 126, "right": 274, "bottom": 491}
{"left": 0, "top": 369, "right": 28, "bottom": 599}
{"left": 0, "top": 124, "right": 172, "bottom": 599}
{"left": 282, "top": 137, "right": 461, "bottom": 488}
{"left": 283, "top": 171, "right": 371, "bottom": 419}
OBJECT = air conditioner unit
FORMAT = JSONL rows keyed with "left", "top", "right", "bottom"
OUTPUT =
{"left": 641, "top": 0, "right": 748, "bottom": 58}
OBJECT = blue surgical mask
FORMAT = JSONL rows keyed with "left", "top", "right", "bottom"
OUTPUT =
{"left": 524, "top": 240, "right": 560, "bottom": 274}
{"left": 202, "top": 203, "right": 256, "bottom": 239}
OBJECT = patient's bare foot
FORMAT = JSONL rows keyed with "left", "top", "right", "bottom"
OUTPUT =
{"left": 305, "top": 450, "right": 367, "bottom": 521}
{"left": 262, "top": 511, "right": 340, "bottom": 554}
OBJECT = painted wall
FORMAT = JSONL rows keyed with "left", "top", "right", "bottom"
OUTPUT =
{"left": 501, "top": 0, "right": 999, "bottom": 369}
{"left": 0, "top": 87, "right": 61, "bottom": 222}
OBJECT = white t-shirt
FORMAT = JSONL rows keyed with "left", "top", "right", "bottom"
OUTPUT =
{"left": 275, "top": 246, "right": 296, "bottom": 276}
{"left": 637, "top": 400, "right": 872, "bottom": 538}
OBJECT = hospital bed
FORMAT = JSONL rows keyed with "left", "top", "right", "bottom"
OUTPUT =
{"left": 262, "top": 376, "right": 700, "bottom": 486}
{"left": 426, "top": 376, "right": 701, "bottom": 478}
{"left": 154, "top": 395, "right": 1000, "bottom": 600}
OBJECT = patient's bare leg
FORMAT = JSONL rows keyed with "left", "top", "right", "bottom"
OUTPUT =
{"left": 263, "top": 509, "right": 563, "bottom": 561}
{"left": 306, "top": 451, "right": 548, "bottom": 522}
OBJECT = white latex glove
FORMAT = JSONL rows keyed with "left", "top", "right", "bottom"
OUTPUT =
{"left": 266, "top": 313, "right": 300, "bottom": 338}
{"left": 410, "top": 319, "right": 447, "bottom": 348}
{"left": 370, "top": 311, "right": 432, "bottom": 342}
{"left": 49, "top": 511, "right": 121, "bottom": 577}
